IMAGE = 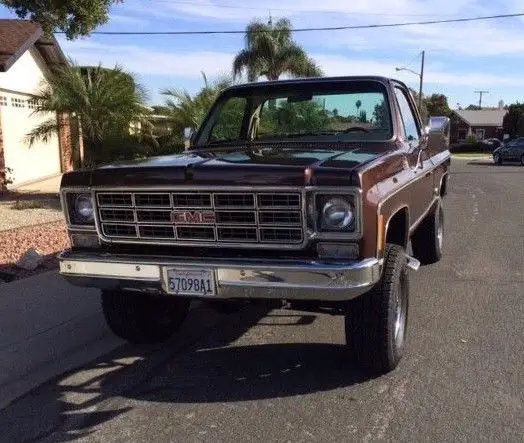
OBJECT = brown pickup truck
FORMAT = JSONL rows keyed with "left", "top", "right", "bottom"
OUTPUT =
{"left": 58, "top": 76, "right": 450, "bottom": 374}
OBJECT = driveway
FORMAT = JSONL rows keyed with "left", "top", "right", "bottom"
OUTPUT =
{"left": 0, "top": 159, "right": 522, "bottom": 442}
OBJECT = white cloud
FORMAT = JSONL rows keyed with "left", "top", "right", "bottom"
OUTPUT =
{"left": 59, "top": 40, "right": 235, "bottom": 78}
{"left": 59, "top": 39, "right": 524, "bottom": 90}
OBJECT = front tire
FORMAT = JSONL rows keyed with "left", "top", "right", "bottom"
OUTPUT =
{"left": 411, "top": 200, "right": 444, "bottom": 265}
{"left": 102, "top": 290, "right": 189, "bottom": 344}
{"left": 494, "top": 153, "right": 502, "bottom": 165}
{"left": 345, "top": 244, "right": 409, "bottom": 374}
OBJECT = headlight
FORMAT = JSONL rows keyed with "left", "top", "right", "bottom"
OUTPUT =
{"left": 320, "top": 197, "right": 355, "bottom": 231}
{"left": 65, "top": 192, "right": 95, "bottom": 225}
{"left": 75, "top": 194, "right": 94, "bottom": 221}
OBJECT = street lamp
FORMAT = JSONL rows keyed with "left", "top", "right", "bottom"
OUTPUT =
{"left": 395, "top": 50, "right": 425, "bottom": 112}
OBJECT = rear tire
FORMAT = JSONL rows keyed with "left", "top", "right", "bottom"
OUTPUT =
{"left": 411, "top": 200, "right": 444, "bottom": 265}
{"left": 102, "top": 290, "right": 189, "bottom": 344}
{"left": 345, "top": 244, "right": 409, "bottom": 374}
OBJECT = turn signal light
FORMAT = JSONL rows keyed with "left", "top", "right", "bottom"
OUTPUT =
{"left": 316, "top": 242, "right": 359, "bottom": 259}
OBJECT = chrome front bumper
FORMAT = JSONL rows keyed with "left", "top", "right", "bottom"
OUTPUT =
{"left": 58, "top": 251, "right": 382, "bottom": 301}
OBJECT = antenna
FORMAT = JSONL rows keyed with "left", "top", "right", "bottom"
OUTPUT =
{"left": 474, "top": 90, "right": 489, "bottom": 108}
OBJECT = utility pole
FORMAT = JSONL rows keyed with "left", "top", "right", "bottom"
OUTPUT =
{"left": 474, "top": 90, "right": 489, "bottom": 108}
{"left": 396, "top": 50, "right": 425, "bottom": 112}
{"left": 419, "top": 50, "right": 425, "bottom": 112}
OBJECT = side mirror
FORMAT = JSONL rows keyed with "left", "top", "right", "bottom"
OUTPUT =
{"left": 183, "top": 127, "right": 194, "bottom": 140}
{"left": 427, "top": 116, "right": 450, "bottom": 135}
{"left": 183, "top": 127, "right": 196, "bottom": 150}
{"left": 426, "top": 116, "right": 450, "bottom": 151}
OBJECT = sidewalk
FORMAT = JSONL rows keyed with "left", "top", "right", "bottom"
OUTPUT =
{"left": 0, "top": 271, "right": 123, "bottom": 409}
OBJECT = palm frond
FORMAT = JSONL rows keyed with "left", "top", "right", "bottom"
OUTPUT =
{"left": 25, "top": 118, "right": 60, "bottom": 147}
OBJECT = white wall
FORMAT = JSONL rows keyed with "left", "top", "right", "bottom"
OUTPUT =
{"left": 0, "top": 48, "right": 61, "bottom": 186}
{"left": 0, "top": 47, "right": 49, "bottom": 95}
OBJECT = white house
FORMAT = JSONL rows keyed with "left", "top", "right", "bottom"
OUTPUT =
{"left": 0, "top": 19, "right": 73, "bottom": 189}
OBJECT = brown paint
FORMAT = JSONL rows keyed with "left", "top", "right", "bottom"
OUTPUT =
{"left": 61, "top": 76, "right": 450, "bottom": 260}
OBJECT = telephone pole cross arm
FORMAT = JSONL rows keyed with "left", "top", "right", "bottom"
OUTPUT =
{"left": 474, "top": 90, "right": 489, "bottom": 108}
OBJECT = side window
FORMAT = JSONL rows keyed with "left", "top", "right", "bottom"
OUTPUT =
{"left": 209, "top": 97, "right": 246, "bottom": 142}
{"left": 394, "top": 88, "right": 420, "bottom": 144}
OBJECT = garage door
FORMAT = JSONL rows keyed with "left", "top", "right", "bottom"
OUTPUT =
{"left": 1, "top": 92, "right": 61, "bottom": 186}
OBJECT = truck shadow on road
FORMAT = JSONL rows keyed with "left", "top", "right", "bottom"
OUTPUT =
{"left": 0, "top": 304, "right": 375, "bottom": 442}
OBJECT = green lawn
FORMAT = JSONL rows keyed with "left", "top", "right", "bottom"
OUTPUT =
{"left": 451, "top": 152, "right": 492, "bottom": 159}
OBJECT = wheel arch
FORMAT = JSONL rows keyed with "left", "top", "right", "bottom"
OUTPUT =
{"left": 384, "top": 205, "right": 410, "bottom": 250}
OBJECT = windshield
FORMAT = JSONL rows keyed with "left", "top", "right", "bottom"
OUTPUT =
{"left": 195, "top": 81, "right": 392, "bottom": 146}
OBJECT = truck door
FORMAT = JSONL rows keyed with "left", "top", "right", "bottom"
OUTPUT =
{"left": 393, "top": 86, "right": 434, "bottom": 224}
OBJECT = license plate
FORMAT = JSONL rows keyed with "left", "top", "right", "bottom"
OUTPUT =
{"left": 165, "top": 268, "right": 216, "bottom": 296}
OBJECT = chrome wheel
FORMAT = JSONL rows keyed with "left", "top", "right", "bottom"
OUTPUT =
{"left": 393, "top": 271, "right": 408, "bottom": 349}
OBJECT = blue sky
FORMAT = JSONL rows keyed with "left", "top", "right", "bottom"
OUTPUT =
{"left": 2, "top": 0, "right": 524, "bottom": 108}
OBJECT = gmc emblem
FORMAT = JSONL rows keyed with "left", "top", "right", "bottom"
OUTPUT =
{"left": 171, "top": 210, "right": 216, "bottom": 224}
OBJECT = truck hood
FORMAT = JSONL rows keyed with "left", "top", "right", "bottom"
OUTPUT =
{"left": 62, "top": 144, "right": 393, "bottom": 188}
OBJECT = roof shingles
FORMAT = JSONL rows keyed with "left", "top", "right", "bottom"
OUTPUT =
{"left": 0, "top": 19, "right": 42, "bottom": 71}
{"left": 454, "top": 109, "right": 506, "bottom": 127}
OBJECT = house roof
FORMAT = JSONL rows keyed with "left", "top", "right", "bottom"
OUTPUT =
{"left": 453, "top": 109, "right": 506, "bottom": 127}
{"left": 0, "top": 19, "right": 67, "bottom": 72}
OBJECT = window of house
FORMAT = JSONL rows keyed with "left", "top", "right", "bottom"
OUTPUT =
{"left": 11, "top": 97, "right": 26, "bottom": 108}
{"left": 0, "top": 96, "right": 8, "bottom": 106}
{"left": 394, "top": 87, "right": 420, "bottom": 145}
{"left": 475, "top": 129, "right": 485, "bottom": 140}
{"left": 458, "top": 128, "right": 467, "bottom": 141}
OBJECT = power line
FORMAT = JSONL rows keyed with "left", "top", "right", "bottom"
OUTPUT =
{"left": 66, "top": 12, "right": 524, "bottom": 35}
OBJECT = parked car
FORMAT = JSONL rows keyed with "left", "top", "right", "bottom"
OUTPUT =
{"left": 482, "top": 138, "right": 502, "bottom": 150}
{"left": 57, "top": 76, "right": 451, "bottom": 374}
{"left": 493, "top": 138, "right": 524, "bottom": 165}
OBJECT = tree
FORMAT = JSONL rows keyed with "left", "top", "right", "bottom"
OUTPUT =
{"left": 27, "top": 62, "right": 151, "bottom": 165}
{"left": 409, "top": 88, "right": 428, "bottom": 122}
{"left": 425, "top": 94, "right": 451, "bottom": 117}
{"left": 232, "top": 17, "right": 322, "bottom": 81}
{"left": 1, "top": 0, "right": 122, "bottom": 39}
{"left": 502, "top": 103, "right": 524, "bottom": 138}
{"left": 355, "top": 100, "right": 362, "bottom": 114}
{"left": 162, "top": 73, "right": 233, "bottom": 133}
{"left": 466, "top": 104, "right": 481, "bottom": 110}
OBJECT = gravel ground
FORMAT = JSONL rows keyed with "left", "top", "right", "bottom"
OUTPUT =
{"left": 0, "top": 220, "right": 70, "bottom": 280}
{"left": 0, "top": 199, "right": 64, "bottom": 232}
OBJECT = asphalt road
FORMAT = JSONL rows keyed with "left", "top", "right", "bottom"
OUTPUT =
{"left": 1, "top": 159, "right": 523, "bottom": 442}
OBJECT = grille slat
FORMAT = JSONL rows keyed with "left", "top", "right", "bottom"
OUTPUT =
{"left": 96, "top": 190, "right": 303, "bottom": 246}
{"left": 172, "top": 193, "right": 211, "bottom": 208}
{"left": 102, "top": 224, "right": 137, "bottom": 238}
{"left": 215, "top": 211, "right": 256, "bottom": 225}
{"left": 259, "top": 211, "right": 301, "bottom": 225}
{"left": 139, "top": 225, "right": 175, "bottom": 239}
{"left": 177, "top": 226, "right": 215, "bottom": 241}
{"left": 100, "top": 208, "right": 135, "bottom": 222}
{"left": 135, "top": 193, "right": 170, "bottom": 207}
{"left": 136, "top": 210, "right": 172, "bottom": 223}
{"left": 258, "top": 193, "right": 300, "bottom": 208}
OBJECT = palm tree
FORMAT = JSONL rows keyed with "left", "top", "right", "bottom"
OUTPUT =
{"left": 161, "top": 72, "right": 233, "bottom": 147}
{"left": 355, "top": 100, "right": 362, "bottom": 114}
{"left": 233, "top": 18, "right": 323, "bottom": 82}
{"left": 27, "top": 62, "right": 151, "bottom": 166}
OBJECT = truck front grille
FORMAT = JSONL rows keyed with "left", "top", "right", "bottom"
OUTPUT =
{"left": 95, "top": 190, "right": 304, "bottom": 248}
